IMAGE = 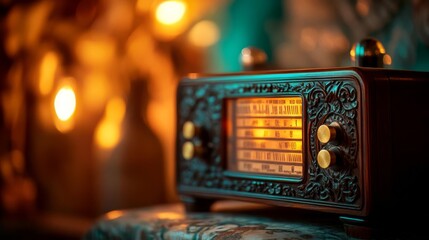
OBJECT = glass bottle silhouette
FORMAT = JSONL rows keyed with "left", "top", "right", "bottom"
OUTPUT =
{"left": 102, "top": 79, "right": 166, "bottom": 211}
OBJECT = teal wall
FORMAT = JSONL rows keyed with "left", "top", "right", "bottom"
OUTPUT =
{"left": 209, "top": 0, "right": 429, "bottom": 72}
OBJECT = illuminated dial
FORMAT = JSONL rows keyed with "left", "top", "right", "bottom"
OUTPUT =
{"left": 227, "top": 97, "right": 304, "bottom": 178}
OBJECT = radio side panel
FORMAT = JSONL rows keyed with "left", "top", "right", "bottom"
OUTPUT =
{"left": 367, "top": 70, "right": 429, "bottom": 219}
{"left": 176, "top": 69, "right": 370, "bottom": 216}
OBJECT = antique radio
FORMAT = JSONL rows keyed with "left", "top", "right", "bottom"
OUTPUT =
{"left": 175, "top": 39, "right": 429, "bottom": 232}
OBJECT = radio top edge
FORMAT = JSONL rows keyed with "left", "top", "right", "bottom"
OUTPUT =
{"left": 184, "top": 38, "right": 428, "bottom": 81}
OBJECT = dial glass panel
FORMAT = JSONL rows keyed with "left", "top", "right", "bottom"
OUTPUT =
{"left": 226, "top": 97, "right": 304, "bottom": 179}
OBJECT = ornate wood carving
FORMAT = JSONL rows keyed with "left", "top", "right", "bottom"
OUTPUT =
{"left": 178, "top": 78, "right": 360, "bottom": 205}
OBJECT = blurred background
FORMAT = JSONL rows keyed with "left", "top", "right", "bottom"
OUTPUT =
{"left": 1, "top": 0, "right": 428, "bottom": 239}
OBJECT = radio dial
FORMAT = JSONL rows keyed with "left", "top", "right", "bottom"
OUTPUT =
{"left": 317, "top": 149, "right": 337, "bottom": 169}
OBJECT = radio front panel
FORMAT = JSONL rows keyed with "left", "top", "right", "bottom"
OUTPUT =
{"left": 176, "top": 69, "right": 366, "bottom": 216}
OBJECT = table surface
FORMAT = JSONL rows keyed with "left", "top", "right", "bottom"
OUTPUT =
{"left": 84, "top": 201, "right": 352, "bottom": 239}
{"left": 85, "top": 200, "right": 429, "bottom": 239}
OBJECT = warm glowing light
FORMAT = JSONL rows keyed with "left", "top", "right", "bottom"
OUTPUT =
{"left": 236, "top": 129, "right": 303, "bottom": 139}
{"left": 135, "top": 0, "right": 151, "bottom": 14}
{"left": 155, "top": 212, "right": 184, "bottom": 220}
{"left": 75, "top": 33, "right": 115, "bottom": 66}
{"left": 54, "top": 86, "right": 76, "bottom": 121}
{"left": 188, "top": 20, "right": 220, "bottom": 47}
{"left": 375, "top": 42, "right": 386, "bottom": 54}
{"left": 155, "top": 1, "right": 186, "bottom": 25}
{"left": 236, "top": 118, "right": 302, "bottom": 128}
{"left": 151, "top": 0, "right": 190, "bottom": 40}
{"left": 105, "top": 97, "right": 126, "bottom": 122}
{"left": 126, "top": 27, "right": 155, "bottom": 73}
{"left": 5, "top": 1, "right": 52, "bottom": 56}
{"left": 105, "top": 1, "right": 133, "bottom": 34}
{"left": 106, "top": 210, "right": 124, "bottom": 220}
{"left": 383, "top": 54, "right": 392, "bottom": 65}
{"left": 95, "top": 121, "right": 121, "bottom": 149}
{"left": 95, "top": 97, "right": 125, "bottom": 149}
{"left": 236, "top": 139, "right": 302, "bottom": 151}
{"left": 228, "top": 97, "right": 304, "bottom": 178}
{"left": 82, "top": 71, "right": 109, "bottom": 111}
{"left": 53, "top": 79, "right": 76, "bottom": 133}
{"left": 350, "top": 43, "right": 356, "bottom": 62}
{"left": 39, "top": 51, "right": 59, "bottom": 95}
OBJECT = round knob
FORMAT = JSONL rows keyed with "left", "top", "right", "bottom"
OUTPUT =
{"left": 183, "top": 121, "right": 196, "bottom": 139}
{"left": 353, "top": 38, "right": 385, "bottom": 68}
{"left": 317, "top": 124, "right": 337, "bottom": 144}
{"left": 240, "top": 47, "right": 267, "bottom": 70}
{"left": 317, "top": 149, "right": 337, "bottom": 169}
{"left": 182, "top": 141, "right": 195, "bottom": 160}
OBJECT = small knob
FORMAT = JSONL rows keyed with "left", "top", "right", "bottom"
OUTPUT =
{"left": 317, "top": 122, "right": 340, "bottom": 144}
{"left": 317, "top": 149, "right": 337, "bottom": 169}
{"left": 182, "top": 141, "right": 195, "bottom": 160}
{"left": 353, "top": 38, "right": 385, "bottom": 68}
{"left": 183, "top": 121, "right": 196, "bottom": 139}
{"left": 182, "top": 141, "right": 204, "bottom": 160}
{"left": 240, "top": 47, "right": 267, "bottom": 71}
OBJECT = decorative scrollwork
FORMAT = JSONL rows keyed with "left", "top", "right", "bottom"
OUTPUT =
{"left": 177, "top": 78, "right": 361, "bottom": 205}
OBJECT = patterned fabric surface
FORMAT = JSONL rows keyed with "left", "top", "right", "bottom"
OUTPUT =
{"left": 84, "top": 202, "right": 347, "bottom": 240}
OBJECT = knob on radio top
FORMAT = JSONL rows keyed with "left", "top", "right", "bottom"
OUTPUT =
{"left": 240, "top": 47, "right": 268, "bottom": 71}
{"left": 354, "top": 37, "right": 386, "bottom": 68}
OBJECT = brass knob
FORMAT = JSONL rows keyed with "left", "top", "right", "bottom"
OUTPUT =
{"left": 183, "top": 121, "right": 196, "bottom": 139}
{"left": 317, "top": 149, "right": 337, "bottom": 169}
{"left": 353, "top": 38, "right": 386, "bottom": 68}
{"left": 317, "top": 123, "right": 338, "bottom": 144}
{"left": 240, "top": 47, "right": 267, "bottom": 71}
{"left": 182, "top": 141, "right": 194, "bottom": 160}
